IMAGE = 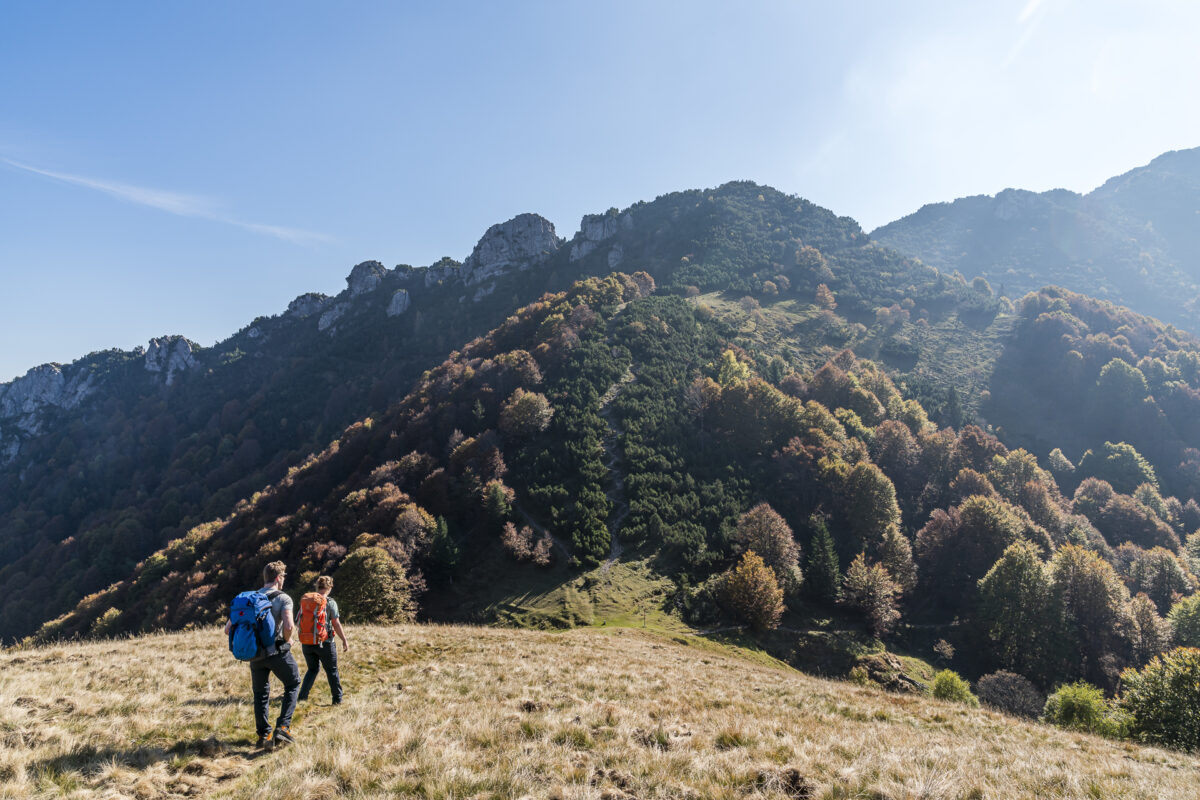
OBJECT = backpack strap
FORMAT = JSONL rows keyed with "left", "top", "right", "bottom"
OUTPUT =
{"left": 265, "top": 589, "right": 282, "bottom": 600}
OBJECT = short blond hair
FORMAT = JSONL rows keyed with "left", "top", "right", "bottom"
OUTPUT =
{"left": 263, "top": 561, "right": 287, "bottom": 584}
{"left": 316, "top": 575, "right": 333, "bottom": 592}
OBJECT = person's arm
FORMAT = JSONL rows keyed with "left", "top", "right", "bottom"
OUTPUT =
{"left": 332, "top": 618, "right": 349, "bottom": 652}
{"left": 280, "top": 604, "right": 295, "bottom": 642}
{"left": 224, "top": 620, "right": 232, "bottom": 635}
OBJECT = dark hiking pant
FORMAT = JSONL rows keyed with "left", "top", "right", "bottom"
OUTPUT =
{"left": 299, "top": 641, "right": 343, "bottom": 704}
{"left": 251, "top": 647, "right": 300, "bottom": 737}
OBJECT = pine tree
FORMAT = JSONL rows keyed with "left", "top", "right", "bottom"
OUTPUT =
{"left": 805, "top": 516, "right": 841, "bottom": 605}
{"left": 877, "top": 525, "right": 917, "bottom": 594}
{"left": 428, "top": 516, "right": 460, "bottom": 582}
{"left": 944, "top": 386, "right": 964, "bottom": 429}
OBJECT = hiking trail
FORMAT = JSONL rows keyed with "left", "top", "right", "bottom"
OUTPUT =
{"left": 599, "top": 366, "right": 635, "bottom": 573}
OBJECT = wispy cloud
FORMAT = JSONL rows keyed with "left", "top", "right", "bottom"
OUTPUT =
{"left": 1017, "top": 0, "right": 1044, "bottom": 24}
{"left": 1, "top": 157, "right": 331, "bottom": 245}
{"left": 1004, "top": 0, "right": 1051, "bottom": 68}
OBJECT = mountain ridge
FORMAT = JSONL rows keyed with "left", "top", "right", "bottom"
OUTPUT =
{"left": 872, "top": 146, "right": 1200, "bottom": 333}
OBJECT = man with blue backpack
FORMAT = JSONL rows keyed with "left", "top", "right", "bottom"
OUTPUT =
{"left": 225, "top": 560, "right": 300, "bottom": 749}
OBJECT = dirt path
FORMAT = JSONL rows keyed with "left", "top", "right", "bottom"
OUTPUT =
{"left": 598, "top": 366, "right": 635, "bottom": 572}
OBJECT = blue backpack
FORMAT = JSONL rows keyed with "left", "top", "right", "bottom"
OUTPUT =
{"left": 228, "top": 590, "right": 279, "bottom": 661}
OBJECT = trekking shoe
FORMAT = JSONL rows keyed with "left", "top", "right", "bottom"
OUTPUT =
{"left": 273, "top": 725, "right": 295, "bottom": 747}
{"left": 256, "top": 732, "right": 273, "bottom": 749}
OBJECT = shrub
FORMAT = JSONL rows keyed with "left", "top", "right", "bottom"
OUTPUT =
{"left": 332, "top": 546, "right": 415, "bottom": 623}
{"left": 1119, "top": 647, "right": 1200, "bottom": 752}
{"left": 1042, "top": 682, "right": 1126, "bottom": 738}
{"left": 848, "top": 665, "right": 872, "bottom": 686}
{"left": 931, "top": 670, "right": 979, "bottom": 707}
{"left": 976, "top": 671, "right": 1044, "bottom": 718}
{"left": 502, "top": 522, "right": 540, "bottom": 562}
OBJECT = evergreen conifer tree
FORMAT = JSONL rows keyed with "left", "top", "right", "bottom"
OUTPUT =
{"left": 806, "top": 516, "right": 841, "bottom": 604}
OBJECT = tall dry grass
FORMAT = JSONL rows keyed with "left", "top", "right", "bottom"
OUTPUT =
{"left": 1, "top": 624, "right": 1197, "bottom": 799}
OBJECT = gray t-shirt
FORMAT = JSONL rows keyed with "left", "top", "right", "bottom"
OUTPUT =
{"left": 325, "top": 597, "right": 340, "bottom": 635}
{"left": 260, "top": 586, "right": 293, "bottom": 634}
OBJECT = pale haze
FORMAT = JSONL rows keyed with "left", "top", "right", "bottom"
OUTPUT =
{"left": 2, "top": 1, "right": 1197, "bottom": 381}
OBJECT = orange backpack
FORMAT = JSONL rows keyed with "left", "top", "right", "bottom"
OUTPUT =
{"left": 298, "top": 592, "right": 329, "bottom": 646}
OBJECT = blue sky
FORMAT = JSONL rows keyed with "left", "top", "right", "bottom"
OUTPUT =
{"left": 2, "top": 1, "right": 1198, "bottom": 381}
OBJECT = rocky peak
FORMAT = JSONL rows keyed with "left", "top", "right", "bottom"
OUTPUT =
{"left": 286, "top": 292, "right": 330, "bottom": 318}
{"left": 461, "top": 213, "right": 562, "bottom": 286}
{"left": 347, "top": 261, "right": 388, "bottom": 297}
{"left": 0, "top": 363, "right": 96, "bottom": 461}
{"left": 422, "top": 257, "right": 461, "bottom": 288}
{"left": 570, "top": 209, "right": 634, "bottom": 261}
{"left": 1, "top": 363, "right": 94, "bottom": 418}
{"left": 991, "top": 189, "right": 1047, "bottom": 222}
{"left": 144, "top": 336, "right": 199, "bottom": 386}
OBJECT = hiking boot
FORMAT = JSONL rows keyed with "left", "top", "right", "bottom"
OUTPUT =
{"left": 256, "top": 732, "right": 273, "bottom": 749}
{"left": 273, "top": 725, "right": 295, "bottom": 747}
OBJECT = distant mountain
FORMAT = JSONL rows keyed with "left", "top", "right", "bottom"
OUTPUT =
{"left": 873, "top": 147, "right": 1200, "bottom": 332}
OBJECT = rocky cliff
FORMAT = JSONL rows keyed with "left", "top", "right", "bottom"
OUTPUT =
{"left": 0, "top": 198, "right": 657, "bottom": 470}
{"left": 461, "top": 213, "right": 562, "bottom": 285}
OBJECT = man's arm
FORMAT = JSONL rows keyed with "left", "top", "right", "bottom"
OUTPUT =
{"left": 331, "top": 618, "right": 349, "bottom": 652}
{"left": 280, "top": 605, "right": 295, "bottom": 642}
{"left": 224, "top": 620, "right": 232, "bottom": 635}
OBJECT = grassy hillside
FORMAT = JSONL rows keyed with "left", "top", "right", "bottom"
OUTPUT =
{"left": 4, "top": 625, "right": 1198, "bottom": 800}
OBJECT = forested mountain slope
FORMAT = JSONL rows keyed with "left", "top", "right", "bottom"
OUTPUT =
{"left": 0, "top": 181, "right": 998, "bottom": 641}
{"left": 873, "top": 147, "right": 1200, "bottom": 333}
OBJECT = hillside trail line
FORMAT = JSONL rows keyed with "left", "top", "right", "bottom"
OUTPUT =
{"left": 598, "top": 365, "right": 635, "bottom": 573}
{"left": 510, "top": 302, "right": 634, "bottom": 567}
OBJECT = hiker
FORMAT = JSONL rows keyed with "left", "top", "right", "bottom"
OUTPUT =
{"left": 225, "top": 560, "right": 300, "bottom": 749}
{"left": 297, "top": 574, "right": 349, "bottom": 705}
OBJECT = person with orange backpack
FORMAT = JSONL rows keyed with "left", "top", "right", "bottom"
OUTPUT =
{"left": 297, "top": 574, "right": 348, "bottom": 705}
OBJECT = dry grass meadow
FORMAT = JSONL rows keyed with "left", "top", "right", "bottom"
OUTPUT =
{"left": 2, "top": 624, "right": 1198, "bottom": 800}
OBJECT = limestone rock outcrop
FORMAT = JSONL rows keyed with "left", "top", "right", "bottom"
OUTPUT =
{"left": 461, "top": 213, "right": 562, "bottom": 286}
{"left": 423, "top": 258, "right": 460, "bottom": 288}
{"left": 0, "top": 363, "right": 94, "bottom": 418}
{"left": 570, "top": 210, "right": 633, "bottom": 261}
{"left": 144, "top": 336, "right": 199, "bottom": 386}
{"left": 387, "top": 289, "right": 412, "bottom": 317}
{"left": 0, "top": 363, "right": 97, "bottom": 461}
{"left": 318, "top": 302, "right": 350, "bottom": 332}
{"left": 287, "top": 292, "right": 330, "bottom": 318}
{"left": 347, "top": 261, "right": 387, "bottom": 297}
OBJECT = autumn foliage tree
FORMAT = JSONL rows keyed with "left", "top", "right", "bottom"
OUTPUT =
{"left": 722, "top": 550, "right": 784, "bottom": 631}
{"left": 499, "top": 388, "right": 555, "bottom": 438}
{"left": 1050, "top": 544, "right": 1134, "bottom": 689}
{"left": 734, "top": 503, "right": 802, "bottom": 596}
{"left": 842, "top": 553, "right": 901, "bottom": 636}
{"left": 976, "top": 541, "right": 1055, "bottom": 680}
